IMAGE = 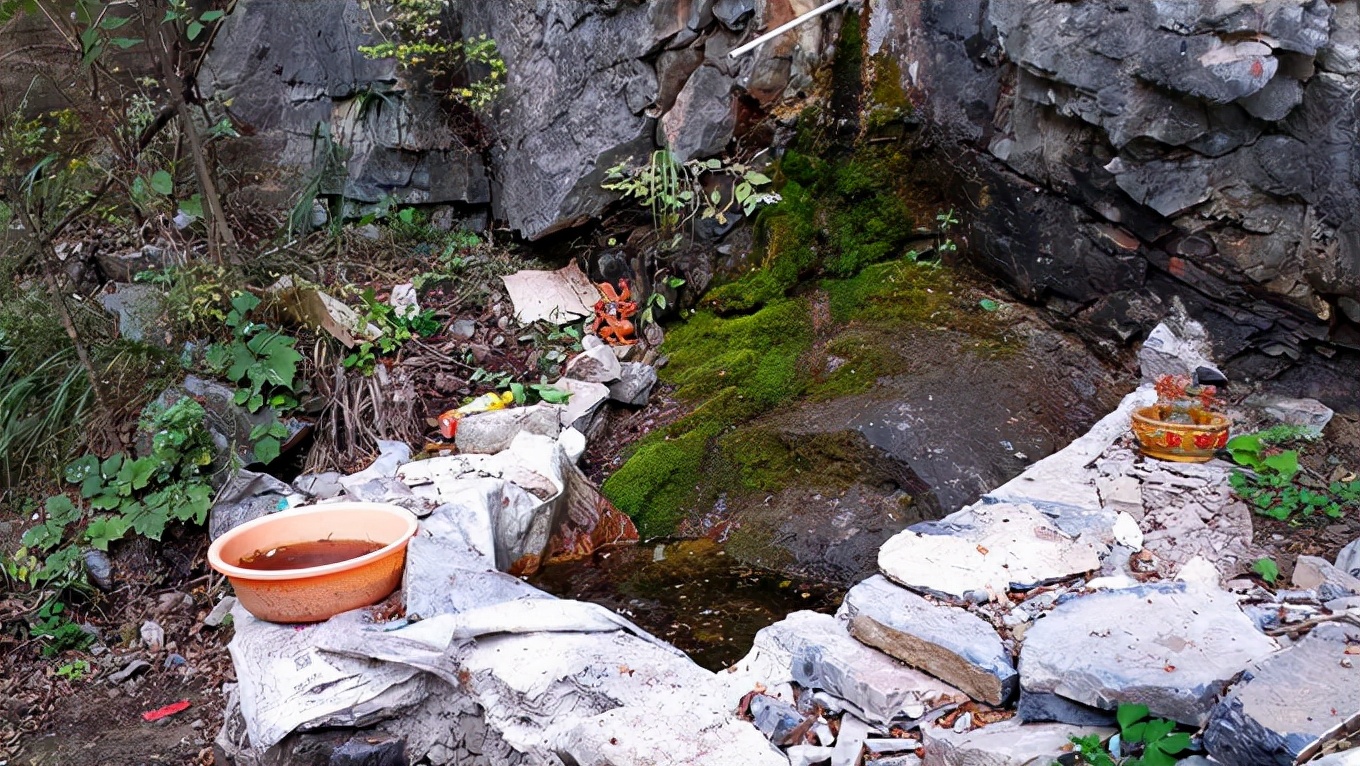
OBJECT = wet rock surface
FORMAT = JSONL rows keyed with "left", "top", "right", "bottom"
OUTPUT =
{"left": 693, "top": 321, "right": 1123, "bottom": 585}
{"left": 869, "top": 0, "right": 1360, "bottom": 398}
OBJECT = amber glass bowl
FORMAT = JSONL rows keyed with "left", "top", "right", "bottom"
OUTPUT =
{"left": 207, "top": 503, "right": 418, "bottom": 623}
{"left": 1131, "top": 404, "right": 1231, "bottom": 463}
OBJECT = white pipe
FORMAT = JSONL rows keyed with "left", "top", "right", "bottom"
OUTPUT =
{"left": 727, "top": 0, "right": 849, "bottom": 59}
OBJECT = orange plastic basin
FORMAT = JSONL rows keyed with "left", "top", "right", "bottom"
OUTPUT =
{"left": 207, "top": 502, "right": 418, "bottom": 623}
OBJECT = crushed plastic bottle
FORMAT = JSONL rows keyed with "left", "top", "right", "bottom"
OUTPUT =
{"left": 437, "top": 391, "right": 516, "bottom": 439}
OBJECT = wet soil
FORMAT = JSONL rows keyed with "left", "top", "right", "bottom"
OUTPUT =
{"left": 1250, "top": 411, "right": 1360, "bottom": 581}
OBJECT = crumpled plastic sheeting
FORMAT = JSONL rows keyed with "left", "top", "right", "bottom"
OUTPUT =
{"left": 221, "top": 429, "right": 783, "bottom": 765}
{"left": 397, "top": 432, "right": 570, "bottom": 572}
{"left": 225, "top": 561, "right": 782, "bottom": 765}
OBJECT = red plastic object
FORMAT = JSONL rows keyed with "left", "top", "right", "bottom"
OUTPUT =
{"left": 142, "top": 699, "right": 192, "bottom": 722}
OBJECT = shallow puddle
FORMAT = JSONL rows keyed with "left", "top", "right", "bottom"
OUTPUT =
{"left": 529, "top": 538, "right": 843, "bottom": 671}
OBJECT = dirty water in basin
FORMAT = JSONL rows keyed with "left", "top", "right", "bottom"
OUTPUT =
{"left": 528, "top": 537, "right": 843, "bottom": 671}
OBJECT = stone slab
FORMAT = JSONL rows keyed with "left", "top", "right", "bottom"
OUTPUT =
{"left": 921, "top": 719, "right": 1114, "bottom": 766}
{"left": 879, "top": 503, "right": 1103, "bottom": 603}
{"left": 454, "top": 404, "right": 563, "bottom": 455}
{"left": 839, "top": 575, "right": 1016, "bottom": 705}
{"left": 1018, "top": 583, "right": 1278, "bottom": 726}
{"left": 1293, "top": 555, "right": 1360, "bottom": 601}
{"left": 746, "top": 611, "right": 966, "bottom": 728}
{"left": 1204, "top": 623, "right": 1360, "bottom": 764}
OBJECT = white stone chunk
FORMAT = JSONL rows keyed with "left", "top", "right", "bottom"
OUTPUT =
{"left": 1019, "top": 583, "right": 1278, "bottom": 726}
{"left": 878, "top": 502, "right": 1103, "bottom": 603}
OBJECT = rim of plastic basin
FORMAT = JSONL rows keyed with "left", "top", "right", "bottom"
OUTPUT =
{"left": 207, "top": 502, "right": 419, "bottom": 582}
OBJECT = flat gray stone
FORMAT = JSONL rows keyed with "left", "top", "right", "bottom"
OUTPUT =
{"left": 1019, "top": 583, "right": 1278, "bottom": 726}
{"left": 1205, "top": 623, "right": 1360, "bottom": 764}
{"left": 1293, "top": 555, "right": 1360, "bottom": 600}
{"left": 749, "top": 694, "right": 803, "bottom": 744}
{"left": 839, "top": 575, "right": 1016, "bottom": 705}
{"left": 564, "top": 344, "right": 622, "bottom": 384}
{"left": 1260, "top": 396, "right": 1334, "bottom": 438}
{"left": 920, "top": 719, "right": 1113, "bottom": 766}
{"left": 749, "top": 611, "right": 965, "bottom": 728}
{"left": 292, "top": 472, "right": 343, "bottom": 500}
{"left": 879, "top": 502, "right": 1104, "bottom": 603}
{"left": 99, "top": 283, "right": 167, "bottom": 345}
{"left": 607, "top": 362, "right": 657, "bottom": 406}
{"left": 553, "top": 378, "right": 611, "bottom": 431}
{"left": 454, "top": 404, "right": 564, "bottom": 455}
{"left": 1338, "top": 538, "right": 1360, "bottom": 578}
{"left": 204, "top": 596, "right": 239, "bottom": 628}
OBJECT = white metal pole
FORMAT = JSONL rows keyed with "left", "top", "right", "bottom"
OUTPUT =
{"left": 727, "top": 0, "right": 849, "bottom": 59}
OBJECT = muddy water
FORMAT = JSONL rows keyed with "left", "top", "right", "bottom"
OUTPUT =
{"left": 529, "top": 538, "right": 842, "bottom": 671}
{"left": 237, "top": 539, "right": 384, "bottom": 570}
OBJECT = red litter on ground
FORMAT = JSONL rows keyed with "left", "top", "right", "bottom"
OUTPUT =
{"left": 142, "top": 700, "right": 192, "bottom": 722}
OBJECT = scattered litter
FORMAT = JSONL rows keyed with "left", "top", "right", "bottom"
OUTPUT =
{"left": 501, "top": 262, "right": 599, "bottom": 324}
{"left": 1112, "top": 511, "right": 1144, "bottom": 550}
{"left": 438, "top": 391, "right": 516, "bottom": 439}
{"left": 108, "top": 660, "right": 151, "bottom": 684}
{"left": 140, "top": 620, "right": 165, "bottom": 652}
{"left": 271, "top": 276, "right": 381, "bottom": 348}
{"left": 142, "top": 699, "right": 192, "bottom": 722}
{"left": 389, "top": 283, "right": 419, "bottom": 319}
{"left": 591, "top": 280, "right": 639, "bottom": 346}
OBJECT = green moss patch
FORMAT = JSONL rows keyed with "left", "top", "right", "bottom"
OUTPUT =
{"left": 603, "top": 299, "right": 815, "bottom": 536}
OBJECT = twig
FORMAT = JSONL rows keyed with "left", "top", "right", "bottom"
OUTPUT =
{"left": 1264, "top": 609, "right": 1360, "bottom": 637}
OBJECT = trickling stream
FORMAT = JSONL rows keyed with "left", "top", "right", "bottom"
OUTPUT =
{"left": 529, "top": 537, "right": 842, "bottom": 671}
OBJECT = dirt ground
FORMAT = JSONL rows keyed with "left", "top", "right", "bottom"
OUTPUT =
{"left": 1252, "top": 411, "right": 1360, "bottom": 581}
{"left": 3, "top": 529, "right": 235, "bottom": 766}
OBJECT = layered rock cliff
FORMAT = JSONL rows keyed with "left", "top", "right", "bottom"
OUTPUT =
{"left": 868, "top": 0, "right": 1360, "bottom": 392}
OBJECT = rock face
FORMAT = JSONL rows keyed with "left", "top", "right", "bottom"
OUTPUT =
{"left": 1018, "top": 582, "right": 1278, "bottom": 726}
{"left": 202, "top": 0, "right": 489, "bottom": 209}
{"left": 1204, "top": 623, "right": 1360, "bottom": 764}
{"left": 868, "top": 0, "right": 1360, "bottom": 399}
{"left": 839, "top": 575, "right": 1017, "bottom": 705}
{"left": 205, "top": 0, "right": 839, "bottom": 240}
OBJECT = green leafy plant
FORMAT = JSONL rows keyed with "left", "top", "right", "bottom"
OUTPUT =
{"left": 343, "top": 288, "right": 442, "bottom": 375}
{"left": 1252, "top": 557, "right": 1280, "bottom": 584}
{"left": 55, "top": 658, "right": 92, "bottom": 681}
{"left": 640, "top": 276, "right": 686, "bottom": 327}
{"left": 206, "top": 292, "right": 304, "bottom": 413}
{"left": 359, "top": 0, "right": 506, "bottom": 109}
{"left": 934, "top": 208, "right": 960, "bottom": 256}
{"left": 31, "top": 600, "right": 94, "bottom": 657}
{"left": 1067, "top": 704, "right": 1192, "bottom": 766}
{"left": 1226, "top": 431, "right": 1360, "bottom": 521}
{"left": 507, "top": 382, "right": 573, "bottom": 406}
{"left": 603, "top": 151, "right": 777, "bottom": 238}
{"left": 25, "top": 398, "right": 216, "bottom": 550}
